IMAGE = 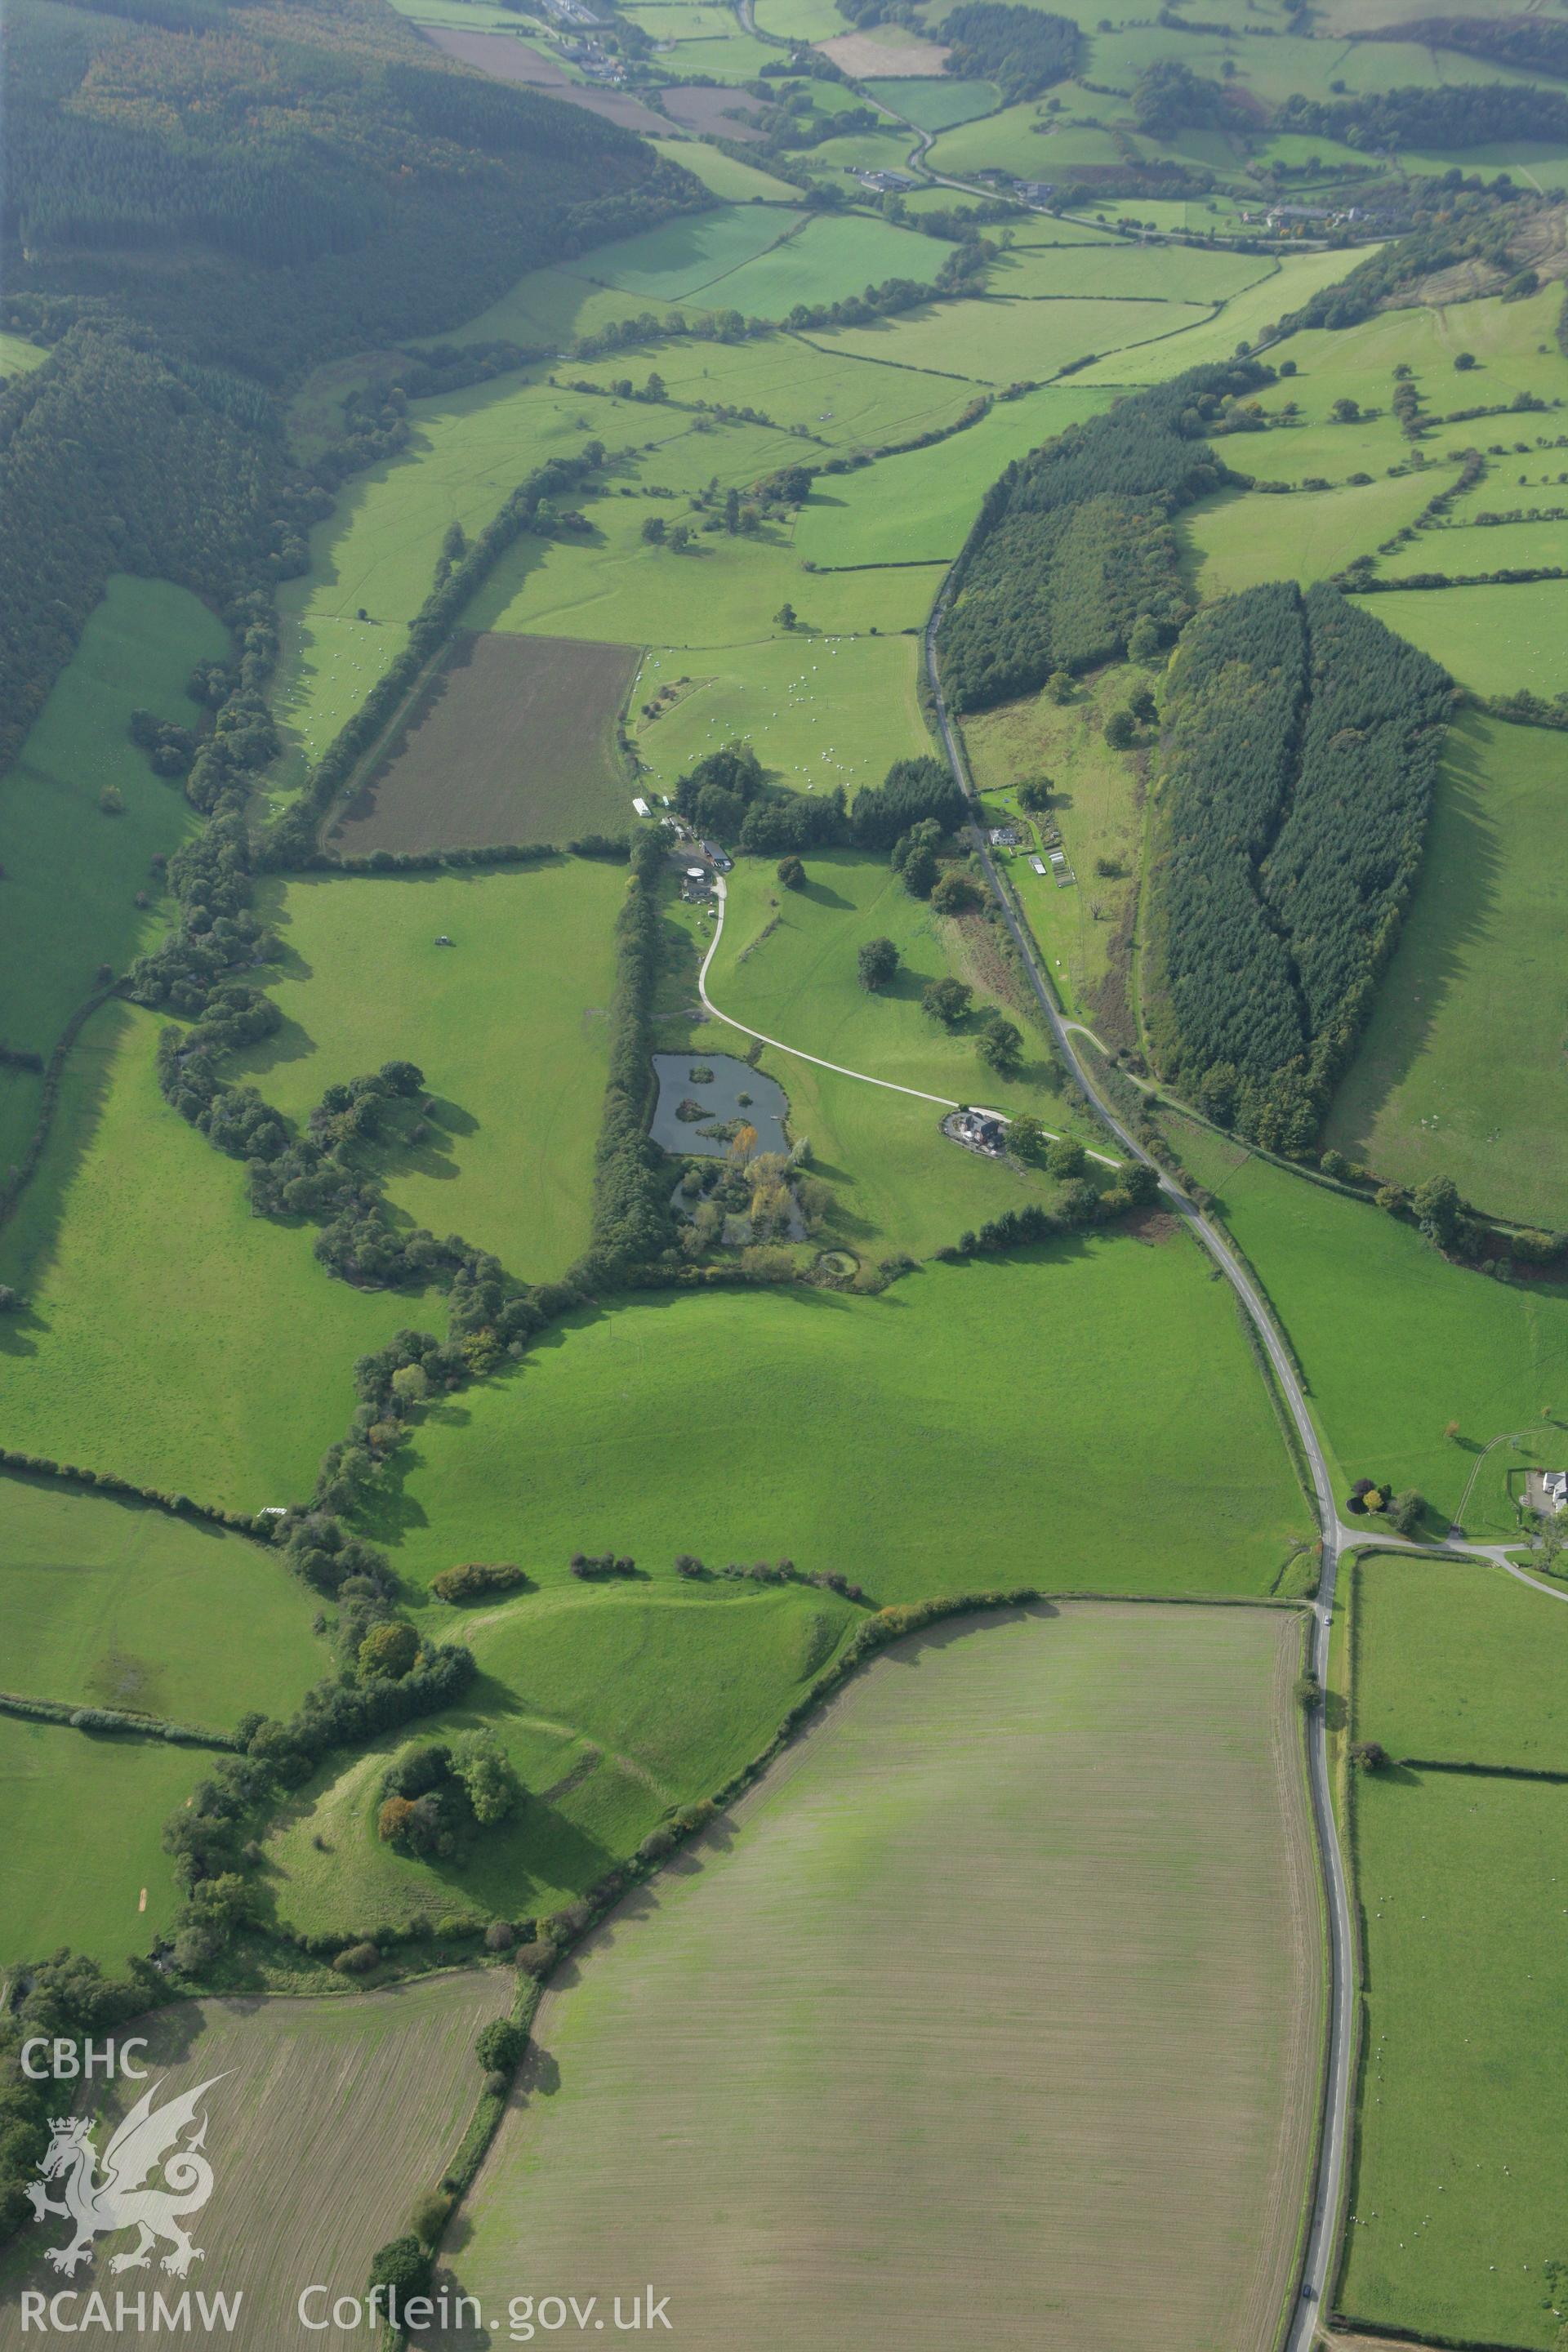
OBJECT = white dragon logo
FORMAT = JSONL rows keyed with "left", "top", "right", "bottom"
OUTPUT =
{"left": 26, "top": 2076, "right": 224, "bottom": 2278}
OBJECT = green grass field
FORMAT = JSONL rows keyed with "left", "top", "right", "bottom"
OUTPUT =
{"left": 564, "top": 327, "right": 975, "bottom": 448}
{"left": 865, "top": 74, "right": 1000, "bottom": 128}
{"left": 804, "top": 292, "right": 1209, "bottom": 385}
{"left": 630, "top": 632, "right": 929, "bottom": 802}
{"left": 1340, "top": 1769, "right": 1568, "bottom": 2351}
{"left": 267, "top": 1580, "right": 859, "bottom": 1933}
{"left": 795, "top": 383, "right": 1111, "bottom": 569}
{"left": 1353, "top": 1550, "right": 1568, "bottom": 1773}
{"left": 272, "top": 371, "right": 602, "bottom": 795}
{"left": 987, "top": 239, "right": 1273, "bottom": 304}
{"left": 1324, "top": 713, "right": 1568, "bottom": 1232}
{"left": 1392, "top": 515, "right": 1568, "bottom": 577}
{"left": 0, "top": 1714, "right": 206, "bottom": 1968}
{"left": 1180, "top": 473, "right": 1448, "bottom": 598}
{"left": 1168, "top": 1122, "right": 1568, "bottom": 1534}
{"left": 0, "top": 577, "right": 228, "bottom": 1057}
{"left": 470, "top": 477, "right": 935, "bottom": 649}
{"left": 445, "top": 1601, "right": 1321, "bottom": 2352}
{"left": 752, "top": 0, "right": 841, "bottom": 33}
{"left": 960, "top": 666, "right": 1142, "bottom": 1024}
{"left": 645, "top": 137, "right": 800, "bottom": 202}
{"left": 672, "top": 210, "right": 954, "bottom": 317}
{"left": 357, "top": 1239, "right": 1307, "bottom": 1598}
{"left": 0, "top": 1002, "right": 414, "bottom": 1513}
{"left": 571, "top": 203, "right": 879, "bottom": 308}
{"left": 928, "top": 102, "right": 1122, "bottom": 179}
{"left": 1359, "top": 581, "right": 1568, "bottom": 699}
{"left": 236, "top": 861, "right": 625, "bottom": 1281}
{"left": 0, "top": 331, "right": 50, "bottom": 376}
{"left": 1272, "top": 284, "right": 1566, "bottom": 414}
{"left": 1075, "top": 249, "right": 1361, "bottom": 383}
{"left": 0, "top": 1472, "right": 323, "bottom": 1726}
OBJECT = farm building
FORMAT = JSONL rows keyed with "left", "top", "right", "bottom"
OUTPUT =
{"left": 947, "top": 1108, "right": 1007, "bottom": 1156}
{"left": 632, "top": 796, "right": 651, "bottom": 817}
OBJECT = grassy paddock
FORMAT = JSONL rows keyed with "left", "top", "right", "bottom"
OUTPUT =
{"left": 0, "top": 1716, "right": 207, "bottom": 1968}
{"left": 1168, "top": 1122, "right": 1568, "bottom": 1534}
{"left": 1353, "top": 1550, "right": 1568, "bottom": 1773}
{"left": 0, "top": 1003, "right": 414, "bottom": 1512}
{"left": 631, "top": 633, "right": 929, "bottom": 802}
{"left": 238, "top": 860, "right": 627, "bottom": 1281}
{"left": 470, "top": 479, "right": 936, "bottom": 650}
{"left": 1358, "top": 580, "right": 1568, "bottom": 699}
{"left": 361, "top": 1242, "right": 1307, "bottom": 1598}
{"left": 0, "top": 577, "right": 228, "bottom": 1057}
{"left": 445, "top": 1602, "right": 1321, "bottom": 2352}
{"left": 1325, "top": 712, "right": 1568, "bottom": 1232}
{"left": 1075, "top": 249, "right": 1362, "bottom": 383}
{"left": 795, "top": 383, "right": 1111, "bottom": 570}
{"left": 960, "top": 666, "right": 1143, "bottom": 1025}
{"left": 0, "top": 1472, "right": 323, "bottom": 1725}
{"left": 1341, "top": 1769, "right": 1568, "bottom": 2351}
{"left": 706, "top": 848, "right": 1080, "bottom": 1121}
{"left": 804, "top": 292, "right": 1209, "bottom": 385}
{"left": 1179, "top": 473, "right": 1446, "bottom": 597}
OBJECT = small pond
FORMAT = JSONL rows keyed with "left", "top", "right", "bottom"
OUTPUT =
{"left": 650, "top": 1051, "right": 790, "bottom": 1158}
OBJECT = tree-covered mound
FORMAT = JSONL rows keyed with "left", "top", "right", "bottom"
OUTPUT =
{"left": 938, "top": 361, "right": 1267, "bottom": 711}
{"left": 1143, "top": 581, "right": 1453, "bottom": 1152}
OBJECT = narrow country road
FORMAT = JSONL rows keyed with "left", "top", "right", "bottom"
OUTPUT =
{"left": 694, "top": 872, "right": 1121, "bottom": 1163}
{"left": 921, "top": 583, "right": 1355, "bottom": 2352}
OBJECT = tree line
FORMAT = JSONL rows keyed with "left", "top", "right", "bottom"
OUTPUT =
{"left": 1361, "top": 14, "right": 1568, "bottom": 79}
{"left": 1144, "top": 581, "right": 1452, "bottom": 1152}
{"left": 1277, "top": 82, "right": 1568, "bottom": 154}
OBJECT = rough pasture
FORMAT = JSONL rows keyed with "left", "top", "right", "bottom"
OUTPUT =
{"left": 329, "top": 630, "right": 639, "bottom": 853}
{"left": 438, "top": 1602, "right": 1321, "bottom": 2352}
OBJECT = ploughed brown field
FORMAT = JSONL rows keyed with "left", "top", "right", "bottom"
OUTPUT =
{"left": 434, "top": 1601, "right": 1325, "bottom": 2352}
{"left": 330, "top": 630, "right": 639, "bottom": 854}
{"left": 661, "top": 84, "right": 768, "bottom": 140}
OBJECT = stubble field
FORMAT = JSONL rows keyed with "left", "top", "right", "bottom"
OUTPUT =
{"left": 437, "top": 1601, "right": 1321, "bottom": 2352}
{"left": 0, "top": 1976, "right": 513, "bottom": 2351}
